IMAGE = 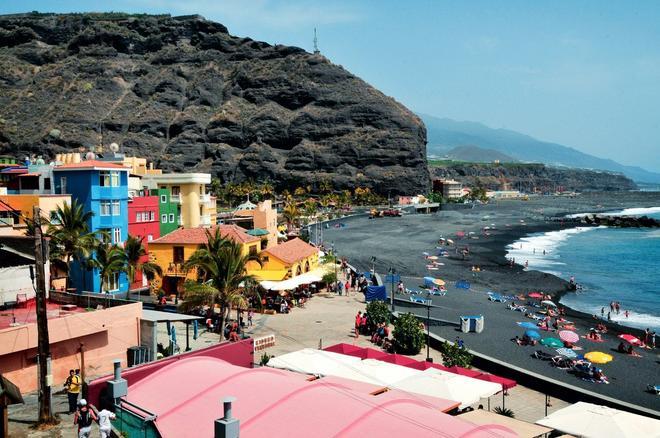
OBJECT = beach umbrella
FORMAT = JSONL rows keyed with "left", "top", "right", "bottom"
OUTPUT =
{"left": 541, "top": 300, "right": 557, "bottom": 307}
{"left": 426, "top": 255, "right": 439, "bottom": 260}
{"left": 618, "top": 334, "right": 643, "bottom": 346}
{"left": 540, "top": 337, "right": 564, "bottom": 348}
{"left": 558, "top": 330, "right": 579, "bottom": 344}
{"left": 517, "top": 321, "right": 539, "bottom": 330}
{"left": 556, "top": 348, "right": 577, "bottom": 358}
{"left": 456, "top": 231, "right": 465, "bottom": 238}
{"left": 528, "top": 292, "right": 543, "bottom": 299}
{"left": 584, "top": 351, "right": 613, "bottom": 364}
{"left": 447, "top": 239, "right": 454, "bottom": 245}
{"left": 432, "top": 278, "right": 446, "bottom": 286}
{"left": 524, "top": 330, "right": 541, "bottom": 340}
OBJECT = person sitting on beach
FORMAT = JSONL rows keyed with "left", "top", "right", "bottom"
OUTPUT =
{"left": 617, "top": 341, "right": 627, "bottom": 353}
{"left": 627, "top": 345, "right": 642, "bottom": 357}
{"left": 596, "top": 323, "right": 607, "bottom": 333}
{"left": 512, "top": 336, "right": 524, "bottom": 346}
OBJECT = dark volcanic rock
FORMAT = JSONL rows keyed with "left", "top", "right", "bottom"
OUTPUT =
{"left": 0, "top": 12, "right": 429, "bottom": 195}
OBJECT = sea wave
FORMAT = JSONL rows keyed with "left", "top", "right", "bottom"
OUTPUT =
{"left": 565, "top": 206, "right": 660, "bottom": 218}
{"left": 505, "top": 227, "right": 601, "bottom": 272}
{"left": 559, "top": 297, "right": 660, "bottom": 331}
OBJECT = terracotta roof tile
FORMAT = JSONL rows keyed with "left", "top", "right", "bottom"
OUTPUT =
{"left": 263, "top": 238, "right": 319, "bottom": 264}
{"left": 151, "top": 225, "right": 259, "bottom": 245}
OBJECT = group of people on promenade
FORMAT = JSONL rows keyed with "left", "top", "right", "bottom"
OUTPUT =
{"left": 64, "top": 369, "right": 116, "bottom": 438}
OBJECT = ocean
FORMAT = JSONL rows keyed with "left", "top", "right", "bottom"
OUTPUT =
{"left": 507, "top": 207, "right": 660, "bottom": 331}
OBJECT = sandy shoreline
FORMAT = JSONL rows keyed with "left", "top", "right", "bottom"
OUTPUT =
{"left": 323, "top": 192, "right": 660, "bottom": 412}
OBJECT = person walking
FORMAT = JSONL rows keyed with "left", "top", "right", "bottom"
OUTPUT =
{"left": 247, "top": 310, "right": 253, "bottom": 327}
{"left": 97, "top": 407, "right": 116, "bottom": 438}
{"left": 600, "top": 307, "right": 605, "bottom": 318}
{"left": 337, "top": 280, "right": 343, "bottom": 296}
{"left": 345, "top": 280, "right": 350, "bottom": 296}
{"left": 65, "top": 369, "right": 82, "bottom": 414}
{"left": 73, "top": 399, "right": 97, "bottom": 438}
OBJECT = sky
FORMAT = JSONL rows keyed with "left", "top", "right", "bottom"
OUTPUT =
{"left": 2, "top": 1, "right": 660, "bottom": 171}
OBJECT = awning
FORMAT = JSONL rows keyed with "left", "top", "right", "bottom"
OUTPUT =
{"left": 536, "top": 402, "right": 660, "bottom": 438}
{"left": 141, "top": 309, "right": 203, "bottom": 323}
{"left": 460, "top": 410, "right": 552, "bottom": 438}
{"left": 260, "top": 267, "right": 329, "bottom": 291}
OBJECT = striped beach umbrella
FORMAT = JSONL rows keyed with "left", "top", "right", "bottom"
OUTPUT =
{"left": 618, "top": 334, "right": 643, "bottom": 346}
{"left": 559, "top": 330, "right": 579, "bottom": 344}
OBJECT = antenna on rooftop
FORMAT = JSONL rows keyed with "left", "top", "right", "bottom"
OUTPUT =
{"left": 313, "top": 27, "right": 320, "bottom": 55}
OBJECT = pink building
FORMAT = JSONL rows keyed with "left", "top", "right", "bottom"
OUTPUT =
{"left": 0, "top": 301, "right": 142, "bottom": 393}
{"left": 127, "top": 192, "right": 160, "bottom": 290}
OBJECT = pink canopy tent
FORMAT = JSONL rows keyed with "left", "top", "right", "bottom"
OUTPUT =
{"left": 123, "top": 356, "right": 516, "bottom": 438}
{"left": 406, "top": 360, "right": 450, "bottom": 372}
{"left": 378, "top": 353, "right": 419, "bottom": 367}
{"left": 475, "top": 374, "right": 517, "bottom": 390}
{"left": 445, "top": 366, "right": 483, "bottom": 378}
{"left": 323, "top": 343, "right": 365, "bottom": 356}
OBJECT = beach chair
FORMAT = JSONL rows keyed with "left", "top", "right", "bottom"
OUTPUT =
{"left": 551, "top": 356, "right": 574, "bottom": 369}
{"left": 487, "top": 293, "right": 506, "bottom": 303}
{"left": 647, "top": 385, "right": 660, "bottom": 395}
{"left": 410, "top": 296, "right": 427, "bottom": 304}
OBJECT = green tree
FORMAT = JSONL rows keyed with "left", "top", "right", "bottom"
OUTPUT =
{"left": 181, "top": 228, "right": 262, "bottom": 336}
{"left": 438, "top": 340, "right": 473, "bottom": 368}
{"left": 282, "top": 202, "right": 300, "bottom": 230}
{"left": 123, "top": 235, "right": 163, "bottom": 287}
{"left": 393, "top": 313, "right": 425, "bottom": 355}
{"left": 47, "top": 200, "right": 97, "bottom": 290}
{"left": 365, "top": 300, "right": 391, "bottom": 331}
{"left": 493, "top": 407, "right": 515, "bottom": 418}
{"left": 87, "top": 235, "right": 127, "bottom": 293}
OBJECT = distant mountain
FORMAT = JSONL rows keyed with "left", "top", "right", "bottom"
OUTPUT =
{"left": 436, "top": 145, "right": 516, "bottom": 163}
{"left": 420, "top": 114, "right": 660, "bottom": 183}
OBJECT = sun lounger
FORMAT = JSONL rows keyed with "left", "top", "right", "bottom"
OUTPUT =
{"left": 647, "top": 385, "right": 660, "bottom": 395}
{"left": 410, "top": 296, "right": 427, "bottom": 304}
{"left": 551, "top": 357, "right": 574, "bottom": 369}
{"left": 487, "top": 293, "right": 506, "bottom": 303}
{"left": 534, "top": 350, "right": 556, "bottom": 361}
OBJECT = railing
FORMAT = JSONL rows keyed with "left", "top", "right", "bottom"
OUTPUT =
{"left": 170, "top": 194, "right": 181, "bottom": 203}
{"left": 199, "top": 193, "right": 211, "bottom": 204}
{"left": 49, "top": 290, "right": 136, "bottom": 309}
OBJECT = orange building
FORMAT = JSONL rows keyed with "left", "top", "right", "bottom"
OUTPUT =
{"left": 0, "top": 194, "right": 71, "bottom": 236}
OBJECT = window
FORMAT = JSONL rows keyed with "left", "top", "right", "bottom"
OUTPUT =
{"left": 171, "top": 186, "right": 180, "bottom": 196}
{"left": 136, "top": 212, "right": 142, "bottom": 222}
{"left": 49, "top": 210, "right": 60, "bottom": 224}
{"left": 111, "top": 201, "right": 120, "bottom": 216}
{"left": 150, "top": 211, "right": 155, "bottom": 221}
{"left": 104, "top": 272, "right": 119, "bottom": 292}
{"left": 44, "top": 177, "right": 51, "bottom": 190}
{"left": 249, "top": 245, "right": 257, "bottom": 256}
{"left": 169, "top": 213, "right": 174, "bottom": 223}
{"left": 262, "top": 256, "right": 269, "bottom": 262}
{"left": 100, "top": 201, "right": 111, "bottom": 216}
{"left": 99, "top": 171, "right": 120, "bottom": 187}
{"left": 173, "top": 246, "right": 184, "bottom": 263}
{"left": 60, "top": 177, "right": 67, "bottom": 195}
{"left": 113, "top": 228, "right": 121, "bottom": 244}
{"left": 160, "top": 195, "right": 167, "bottom": 203}
{"left": 161, "top": 214, "right": 168, "bottom": 223}
{"left": 147, "top": 234, "right": 153, "bottom": 242}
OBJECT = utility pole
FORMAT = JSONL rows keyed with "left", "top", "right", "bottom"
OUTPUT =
{"left": 313, "top": 28, "right": 320, "bottom": 55}
{"left": 33, "top": 206, "right": 53, "bottom": 423}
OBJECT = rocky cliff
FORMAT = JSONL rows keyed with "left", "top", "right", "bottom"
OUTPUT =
{"left": 430, "top": 162, "right": 637, "bottom": 192}
{"left": 0, "top": 13, "right": 429, "bottom": 195}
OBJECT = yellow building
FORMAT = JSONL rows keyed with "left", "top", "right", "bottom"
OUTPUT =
{"left": 0, "top": 194, "right": 71, "bottom": 236}
{"left": 142, "top": 173, "right": 216, "bottom": 228}
{"left": 149, "top": 224, "right": 260, "bottom": 295}
{"left": 250, "top": 238, "right": 320, "bottom": 281}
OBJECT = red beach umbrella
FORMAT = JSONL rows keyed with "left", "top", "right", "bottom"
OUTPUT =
{"left": 618, "top": 334, "right": 643, "bottom": 346}
{"left": 323, "top": 343, "right": 365, "bottom": 356}
{"left": 558, "top": 330, "right": 579, "bottom": 344}
{"left": 528, "top": 292, "right": 543, "bottom": 299}
{"left": 378, "top": 353, "right": 418, "bottom": 366}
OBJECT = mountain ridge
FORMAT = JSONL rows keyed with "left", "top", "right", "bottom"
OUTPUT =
{"left": 420, "top": 114, "right": 660, "bottom": 183}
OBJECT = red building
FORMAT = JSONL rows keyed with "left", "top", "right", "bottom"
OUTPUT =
{"left": 127, "top": 191, "right": 160, "bottom": 290}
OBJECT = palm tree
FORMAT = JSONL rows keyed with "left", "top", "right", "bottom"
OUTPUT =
{"left": 181, "top": 228, "right": 261, "bottom": 336}
{"left": 124, "top": 235, "right": 163, "bottom": 288}
{"left": 282, "top": 202, "right": 300, "bottom": 231}
{"left": 47, "top": 200, "right": 97, "bottom": 290}
{"left": 87, "top": 235, "right": 127, "bottom": 293}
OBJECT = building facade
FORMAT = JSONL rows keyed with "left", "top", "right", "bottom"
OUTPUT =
{"left": 151, "top": 188, "right": 180, "bottom": 236}
{"left": 52, "top": 160, "right": 130, "bottom": 293}
{"left": 127, "top": 191, "right": 161, "bottom": 290}
{"left": 142, "top": 173, "right": 216, "bottom": 229}
{"left": 251, "top": 238, "right": 320, "bottom": 281}
{"left": 432, "top": 179, "right": 463, "bottom": 199}
{"left": 0, "top": 193, "right": 71, "bottom": 236}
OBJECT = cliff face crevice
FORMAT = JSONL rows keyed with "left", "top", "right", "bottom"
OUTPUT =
{"left": 0, "top": 13, "right": 429, "bottom": 195}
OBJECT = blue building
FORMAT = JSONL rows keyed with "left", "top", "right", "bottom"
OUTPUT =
{"left": 53, "top": 160, "right": 130, "bottom": 293}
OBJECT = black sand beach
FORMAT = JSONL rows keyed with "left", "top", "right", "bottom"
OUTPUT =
{"left": 323, "top": 192, "right": 660, "bottom": 413}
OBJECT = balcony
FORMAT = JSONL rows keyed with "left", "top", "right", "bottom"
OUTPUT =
{"left": 200, "top": 193, "right": 211, "bottom": 204}
{"left": 200, "top": 214, "right": 212, "bottom": 227}
{"left": 170, "top": 194, "right": 181, "bottom": 204}
{"left": 166, "top": 262, "right": 186, "bottom": 277}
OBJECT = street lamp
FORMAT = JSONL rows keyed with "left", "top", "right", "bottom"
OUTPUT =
{"left": 331, "top": 242, "right": 338, "bottom": 293}
{"left": 426, "top": 299, "right": 432, "bottom": 362}
{"left": 387, "top": 267, "right": 396, "bottom": 312}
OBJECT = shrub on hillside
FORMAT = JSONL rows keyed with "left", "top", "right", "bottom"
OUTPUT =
{"left": 393, "top": 313, "right": 425, "bottom": 355}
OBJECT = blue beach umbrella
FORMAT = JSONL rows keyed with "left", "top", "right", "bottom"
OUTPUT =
{"left": 524, "top": 330, "right": 541, "bottom": 340}
{"left": 517, "top": 322, "right": 539, "bottom": 330}
{"left": 556, "top": 348, "right": 577, "bottom": 358}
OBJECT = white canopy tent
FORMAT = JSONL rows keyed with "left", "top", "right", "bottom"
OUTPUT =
{"left": 389, "top": 369, "right": 502, "bottom": 408}
{"left": 267, "top": 349, "right": 502, "bottom": 408}
{"left": 536, "top": 402, "right": 660, "bottom": 438}
{"left": 260, "top": 267, "right": 329, "bottom": 291}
